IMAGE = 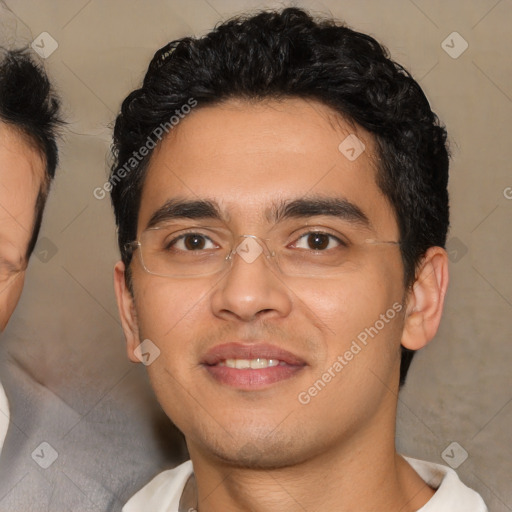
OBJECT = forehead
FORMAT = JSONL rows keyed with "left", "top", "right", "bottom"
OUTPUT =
{"left": 0, "top": 122, "right": 45, "bottom": 255}
{"left": 139, "top": 98, "right": 397, "bottom": 236}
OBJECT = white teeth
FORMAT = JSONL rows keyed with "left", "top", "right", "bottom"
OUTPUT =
{"left": 221, "top": 358, "right": 280, "bottom": 369}
{"left": 235, "top": 359, "right": 251, "bottom": 369}
{"left": 250, "top": 358, "right": 279, "bottom": 369}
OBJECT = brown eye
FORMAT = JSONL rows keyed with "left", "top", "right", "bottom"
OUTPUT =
{"left": 183, "top": 234, "right": 206, "bottom": 250}
{"left": 307, "top": 233, "right": 330, "bottom": 250}
{"left": 168, "top": 234, "right": 216, "bottom": 251}
{"left": 293, "top": 232, "right": 342, "bottom": 251}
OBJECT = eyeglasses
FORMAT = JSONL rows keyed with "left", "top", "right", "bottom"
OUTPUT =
{"left": 125, "top": 223, "right": 400, "bottom": 279}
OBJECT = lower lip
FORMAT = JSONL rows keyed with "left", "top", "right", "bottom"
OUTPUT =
{"left": 204, "top": 364, "right": 304, "bottom": 389}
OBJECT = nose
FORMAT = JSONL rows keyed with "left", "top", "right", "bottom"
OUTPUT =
{"left": 210, "top": 237, "right": 293, "bottom": 322}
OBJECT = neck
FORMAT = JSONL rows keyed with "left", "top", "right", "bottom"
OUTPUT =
{"left": 187, "top": 420, "right": 434, "bottom": 512}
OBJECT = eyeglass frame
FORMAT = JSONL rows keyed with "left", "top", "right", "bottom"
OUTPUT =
{"left": 124, "top": 226, "right": 401, "bottom": 280}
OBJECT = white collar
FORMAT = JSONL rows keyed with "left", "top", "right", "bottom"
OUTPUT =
{"left": 124, "top": 457, "right": 487, "bottom": 511}
{"left": 404, "top": 456, "right": 487, "bottom": 511}
{"left": 0, "top": 379, "right": 10, "bottom": 455}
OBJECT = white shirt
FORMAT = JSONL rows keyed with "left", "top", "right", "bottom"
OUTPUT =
{"left": 123, "top": 456, "right": 487, "bottom": 512}
{"left": 0, "top": 380, "right": 9, "bottom": 455}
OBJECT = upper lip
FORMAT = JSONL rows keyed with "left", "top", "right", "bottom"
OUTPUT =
{"left": 202, "top": 343, "right": 306, "bottom": 366}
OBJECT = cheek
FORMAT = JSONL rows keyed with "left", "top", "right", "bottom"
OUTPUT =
{"left": 289, "top": 262, "right": 403, "bottom": 345}
{"left": 291, "top": 280, "right": 351, "bottom": 336}
{"left": 133, "top": 278, "right": 213, "bottom": 431}
{"left": 296, "top": 273, "right": 404, "bottom": 421}
{"left": 332, "top": 270, "right": 404, "bottom": 380}
{"left": 133, "top": 276, "right": 213, "bottom": 354}
{"left": 0, "top": 273, "right": 25, "bottom": 331}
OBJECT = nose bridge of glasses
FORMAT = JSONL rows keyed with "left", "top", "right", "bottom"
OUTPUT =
{"left": 230, "top": 234, "right": 274, "bottom": 265}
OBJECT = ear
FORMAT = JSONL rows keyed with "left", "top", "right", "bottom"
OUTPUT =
{"left": 401, "top": 247, "right": 449, "bottom": 351}
{"left": 114, "top": 261, "right": 141, "bottom": 363}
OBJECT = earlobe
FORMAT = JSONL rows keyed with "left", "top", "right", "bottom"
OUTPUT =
{"left": 113, "top": 261, "right": 141, "bottom": 363}
{"left": 401, "top": 247, "right": 449, "bottom": 351}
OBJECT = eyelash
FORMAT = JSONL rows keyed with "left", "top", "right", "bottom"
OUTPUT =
{"left": 292, "top": 231, "right": 347, "bottom": 250}
{"left": 167, "top": 233, "right": 217, "bottom": 251}
{"left": 165, "top": 230, "right": 348, "bottom": 252}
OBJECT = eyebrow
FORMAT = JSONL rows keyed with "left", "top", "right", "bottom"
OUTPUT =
{"left": 146, "top": 199, "right": 222, "bottom": 229}
{"left": 271, "top": 197, "right": 371, "bottom": 229}
{"left": 145, "top": 196, "right": 372, "bottom": 230}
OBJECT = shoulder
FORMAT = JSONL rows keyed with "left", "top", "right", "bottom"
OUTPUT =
{"left": 123, "top": 460, "right": 194, "bottom": 512}
{"left": 403, "top": 456, "right": 488, "bottom": 512}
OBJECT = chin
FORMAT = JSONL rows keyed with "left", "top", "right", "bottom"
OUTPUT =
{"left": 199, "top": 430, "right": 311, "bottom": 470}
{"left": 215, "top": 447, "right": 299, "bottom": 470}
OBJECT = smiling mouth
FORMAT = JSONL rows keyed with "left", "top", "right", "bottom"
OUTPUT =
{"left": 204, "top": 361, "right": 304, "bottom": 389}
{"left": 202, "top": 344, "right": 306, "bottom": 389}
{"left": 218, "top": 358, "right": 285, "bottom": 369}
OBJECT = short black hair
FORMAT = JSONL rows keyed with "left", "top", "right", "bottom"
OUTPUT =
{"left": 110, "top": 8, "right": 449, "bottom": 385}
{"left": 0, "top": 48, "right": 62, "bottom": 258}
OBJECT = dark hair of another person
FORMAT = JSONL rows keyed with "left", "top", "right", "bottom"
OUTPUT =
{"left": 109, "top": 8, "right": 450, "bottom": 385}
{"left": 0, "top": 48, "right": 62, "bottom": 258}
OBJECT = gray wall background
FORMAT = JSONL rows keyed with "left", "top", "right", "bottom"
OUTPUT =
{"left": 0, "top": 0, "right": 510, "bottom": 510}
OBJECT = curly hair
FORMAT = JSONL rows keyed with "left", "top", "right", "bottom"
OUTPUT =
{"left": 110, "top": 7, "right": 449, "bottom": 385}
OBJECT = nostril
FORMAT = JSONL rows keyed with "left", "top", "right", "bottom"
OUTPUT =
{"left": 256, "top": 309, "right": 275, "bottom": 317}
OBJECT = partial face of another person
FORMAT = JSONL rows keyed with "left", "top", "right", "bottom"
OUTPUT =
{"left": 115, "top": 98, "right": 436, "bottom": 469}
{"left": 0, "top": 122, "right": 45, "bottom": 331}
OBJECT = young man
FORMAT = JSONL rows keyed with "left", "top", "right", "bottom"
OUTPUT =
{"left": 0, "top": 48, "right": 61, "bottom": 454}
{"left": 111, "top": 8, "right": 487, "bottom": 511}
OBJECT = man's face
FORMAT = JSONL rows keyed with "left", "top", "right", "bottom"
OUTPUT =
{"left": 0, "top": 123, "right": 45, "bottom": 332}
{"left": 118, "top": 98, "right": 408, "bottom": 468}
